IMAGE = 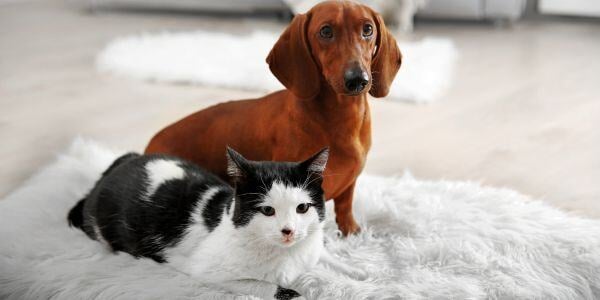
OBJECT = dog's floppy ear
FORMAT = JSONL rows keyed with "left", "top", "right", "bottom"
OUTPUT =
{"left": 267, "top": 13, "right": 320, "bottom": 99}
{"left": 369, "top": 10, "right": 402, "bottom": 98}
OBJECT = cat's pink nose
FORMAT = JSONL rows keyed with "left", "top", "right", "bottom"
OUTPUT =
{"left": 281, "top": 228, "right": 294, "bottom": 237}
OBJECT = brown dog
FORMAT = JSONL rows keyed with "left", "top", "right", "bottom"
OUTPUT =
{"left": 145, "top": 0, "right": 401, "bottom": 235}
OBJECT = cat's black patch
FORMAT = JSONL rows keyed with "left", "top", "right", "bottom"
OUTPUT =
{"left": 202, "top": 189, "right": 234, "bottom": 231}
{"left": 102, "top": 152, "right": 140, "bottom": 176}
{"left": 68, "top": 153, "right": 140, "bottom": 230}
{"left": 274, "top": 286, "right": 301, "bottom": 300}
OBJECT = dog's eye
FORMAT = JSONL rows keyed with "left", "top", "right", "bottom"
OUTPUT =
{"left": 319, "top": 25, "right": 333, "bottom": 39}
{"left": 296, "top": 203, "right": 311, "bottom": 214}
{"left": 260, "top": 206, "right": 275, "bottom": 216}
{"left": 363, "top": 23, "right": 373, "bottom": 37}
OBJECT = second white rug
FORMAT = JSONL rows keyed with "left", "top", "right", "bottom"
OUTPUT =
{"left": 97, "top": 30, "right": 457, "bottom": 104}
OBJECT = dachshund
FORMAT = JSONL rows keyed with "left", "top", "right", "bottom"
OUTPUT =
{"left": 145, "top": 0, "right": 402, "bottom": 236}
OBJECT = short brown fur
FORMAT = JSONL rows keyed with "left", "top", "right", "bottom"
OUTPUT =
{"left": 145, "top": 0, "right": 401, "bottom": 235}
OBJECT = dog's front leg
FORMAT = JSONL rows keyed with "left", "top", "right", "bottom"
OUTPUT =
{"left": 334, "top": 182, "right": 360, "bottom": 236}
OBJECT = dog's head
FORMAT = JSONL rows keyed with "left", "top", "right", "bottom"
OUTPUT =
{"left": 267, "top": 0, "right": 402, "bottom": 99}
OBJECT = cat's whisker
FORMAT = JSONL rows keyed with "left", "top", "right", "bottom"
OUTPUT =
{"left": 236, "top": 192, "right": 264, "bottom": 198}
{"left": 303, "top": 174, "right": 324, "bottom": 188}
{"left": 259, "top": 176, "right": 269, "bottom": 194}
{"left": 320, "top": 172, "right": 345, "bottom": 178}
{"left": 301, "top": 173, "right": 314, "bottom": 190}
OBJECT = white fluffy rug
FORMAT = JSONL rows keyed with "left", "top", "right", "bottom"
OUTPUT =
{"left": 2, "top": 139, "right": 600, "bottom": 299}
{"left": 97, "top": 30, "right": 457, "bottom": 104}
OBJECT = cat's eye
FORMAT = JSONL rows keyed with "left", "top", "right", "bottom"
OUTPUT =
{"left": 296, "top": 203, "right": 311, "bottom": 214}
{"left": 260, "top": 206, "right": 275, "bottom": 216}
{"left": 319, "top": 25, "right": 333, "bottom": 39}
{"left": 363, "top": 23, "right": 374, "bottom": 37}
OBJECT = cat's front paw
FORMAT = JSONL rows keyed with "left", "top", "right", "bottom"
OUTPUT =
{"left": 274, "top": 286, "right": 302, "bottom": 300}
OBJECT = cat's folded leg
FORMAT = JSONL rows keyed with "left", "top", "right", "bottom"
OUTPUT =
{"left": 214, "top": 279, "right": 303, "bottom": 300}
{"left": 319, "top": 250, "right": 368, "bottom": 281}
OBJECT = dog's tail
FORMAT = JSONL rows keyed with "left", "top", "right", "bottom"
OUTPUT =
{"left": 68, "top": 198, "right": 86, "bottom": 229}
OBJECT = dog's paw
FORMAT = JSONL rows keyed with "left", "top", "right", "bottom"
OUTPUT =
{"left": 337, "top": 218, "right": 361, "bottom": 236}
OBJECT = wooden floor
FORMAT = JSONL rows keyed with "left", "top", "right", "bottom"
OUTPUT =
{"left": 1, "top": 1, "right": 599, "bottom": 218}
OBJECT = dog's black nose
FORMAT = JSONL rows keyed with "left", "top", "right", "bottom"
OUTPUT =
{"left": 344, "top": 68, "right": 369, "bottom": 93}
{"left": 281, "top": 228, "right": 293, "bottom": 236}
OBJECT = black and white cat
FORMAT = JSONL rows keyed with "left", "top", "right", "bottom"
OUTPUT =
{"left": 68, "top": 147, "right": 364, "bottom": 299}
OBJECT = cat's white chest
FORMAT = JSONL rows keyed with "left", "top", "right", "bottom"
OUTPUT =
{"left": 177, "top": 220, "right": 323, "bottom": 286}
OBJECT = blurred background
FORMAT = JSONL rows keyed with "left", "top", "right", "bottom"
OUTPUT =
{"left": 1, "top": 0, "right": 599, "bottom": 218}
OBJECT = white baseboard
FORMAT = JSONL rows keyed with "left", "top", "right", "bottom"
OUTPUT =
{"left": 540, "top": 0, "right": 600, "bottom": 17}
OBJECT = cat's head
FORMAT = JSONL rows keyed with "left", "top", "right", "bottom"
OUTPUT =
{"left": 226, "top": 147, "right": 329, "bottom": 248}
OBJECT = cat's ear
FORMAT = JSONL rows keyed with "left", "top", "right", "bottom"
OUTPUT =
{"left": 226, "top": 146, "right": 249, "bottom": 180}
{"left": 300, "top": 147, "right": 329, "bottom": 174}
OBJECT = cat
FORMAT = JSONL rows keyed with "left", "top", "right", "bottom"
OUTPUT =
{"left": 68, "top": 147, "right": 365, "bottom": 299}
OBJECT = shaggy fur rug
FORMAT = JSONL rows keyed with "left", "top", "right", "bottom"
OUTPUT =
{"left": 1, "top": 139, "right": 599, "bottom": 299}
{"left": 96, "top": 30, "right": 457, "bottom": 104}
